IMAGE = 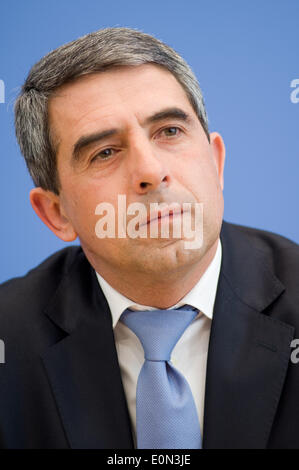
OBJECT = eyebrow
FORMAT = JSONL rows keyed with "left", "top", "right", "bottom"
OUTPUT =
{"left": 143, "top": 107, "right": 192, "bottom": 126}
{"left": 71, "top": 107, "right": 192, "bottom": 164}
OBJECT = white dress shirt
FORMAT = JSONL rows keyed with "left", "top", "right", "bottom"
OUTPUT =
{"left": 95, "top": 238, "right": 222, "bottom": 446}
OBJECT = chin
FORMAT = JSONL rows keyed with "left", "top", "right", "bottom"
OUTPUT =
{"left": 132, "top": 239, "right": 206, "bottom": 275}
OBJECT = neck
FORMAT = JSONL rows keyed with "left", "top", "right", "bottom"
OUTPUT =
{"left": 86, "top": 239, "right": 219, "bottom": 309}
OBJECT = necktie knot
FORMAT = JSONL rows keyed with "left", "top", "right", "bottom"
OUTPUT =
{"left": 119, "top": 306, "right": 197, "bottom": 362}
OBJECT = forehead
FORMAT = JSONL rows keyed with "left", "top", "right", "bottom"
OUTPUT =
{"left": 48, "top": 64, "right": 194, "bottom": 141}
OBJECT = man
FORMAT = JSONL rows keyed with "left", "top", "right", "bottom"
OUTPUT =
{"left": 0, "top": 27, "right": 298, "bottom": 449}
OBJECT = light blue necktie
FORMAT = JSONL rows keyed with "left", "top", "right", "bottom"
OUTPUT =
{"left": 120, "top": 306, "right": 202, "bottom": 449}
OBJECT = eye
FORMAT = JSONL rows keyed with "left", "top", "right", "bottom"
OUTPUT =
{"left": 160, "top": 126, "right": 181, "bottom": 138}
{"left": 91, "top": 148, "right": 115, "bottom": 162}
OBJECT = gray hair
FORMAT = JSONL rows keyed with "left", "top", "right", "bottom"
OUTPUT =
{"left": 15, "top": 27, "right": 210, "bottom": 195}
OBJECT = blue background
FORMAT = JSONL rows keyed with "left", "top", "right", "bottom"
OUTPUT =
{"left": 0, "top": 0, "right": 298, "bottom": 283}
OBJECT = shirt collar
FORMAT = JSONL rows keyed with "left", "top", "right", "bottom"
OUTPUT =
{"left": 95, "top": 238, "right": 222, "bottom": 328}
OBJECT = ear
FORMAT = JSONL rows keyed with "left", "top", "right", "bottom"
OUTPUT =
{"left": 29, "top": 187, "right": 77, "bottom": 242}
{"left": 209, "top": 132, "right": 225, "bottom": 191}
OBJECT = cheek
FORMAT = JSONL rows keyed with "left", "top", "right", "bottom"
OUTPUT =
{"left": 174, "top": 148, "right": 215, "bottom": 188}
{"left": 60, "top": 182, "right": 96, "bottom": 230}
{"left": 69, "top": 182, "right": 121, "bottom": 237}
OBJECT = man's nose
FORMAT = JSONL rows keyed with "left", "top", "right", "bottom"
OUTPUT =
{"left": 128, "top": 135, "right": 171, "bottom": 194}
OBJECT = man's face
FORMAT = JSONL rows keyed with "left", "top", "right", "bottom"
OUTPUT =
{"left": 48, "top": 64, "right": 225, "bottom": 278}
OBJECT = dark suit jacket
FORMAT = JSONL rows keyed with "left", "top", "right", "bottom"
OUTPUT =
{"left": 0, "top": 220, "right": 299, "bottom": 449}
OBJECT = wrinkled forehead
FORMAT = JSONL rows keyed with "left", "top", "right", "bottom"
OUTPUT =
{"left": 47, "top": 64, "right": 196, "bottom": 149}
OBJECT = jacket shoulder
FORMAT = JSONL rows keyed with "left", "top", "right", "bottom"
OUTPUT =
{"left": 222, "top": 220, "right": 299, "bottom": 291}
{"left": 0, "top": 245, "right": 82, "bottom": 323}
{"left": 223, "top": 220, "right": 299, "bottom": 251}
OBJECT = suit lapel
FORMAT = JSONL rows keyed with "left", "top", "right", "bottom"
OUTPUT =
{"left": 41, "top": 249, "right": 134, "bottom": 449}
{"left": 203, "top": 222, "right": 295, "bottom": 449}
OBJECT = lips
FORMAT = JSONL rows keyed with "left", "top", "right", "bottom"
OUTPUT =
{"left": 139, "top": 204, "right": 187, "bottom": 228}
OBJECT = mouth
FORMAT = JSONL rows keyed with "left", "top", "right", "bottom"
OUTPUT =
{"left": 139, "top": 204, "right": 188, "bottom": 228}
